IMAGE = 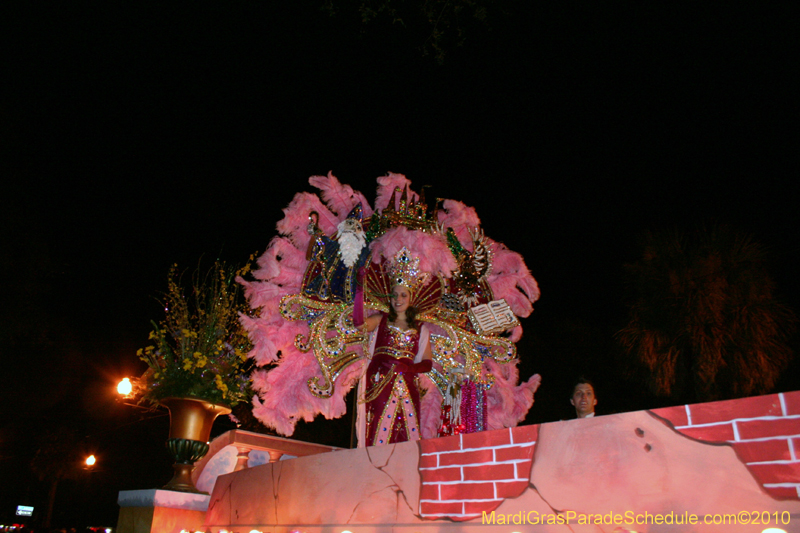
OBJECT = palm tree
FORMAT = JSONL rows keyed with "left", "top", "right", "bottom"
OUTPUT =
{"left": 30, "top": 427, "right": 83, "bottom": 529}
{"left": 618, "top": 225, "right": 795, "bottom": 403}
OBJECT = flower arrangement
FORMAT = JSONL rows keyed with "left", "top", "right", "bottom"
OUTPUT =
{"left": 136, "top": 260, "right": 254, "bottom": 407}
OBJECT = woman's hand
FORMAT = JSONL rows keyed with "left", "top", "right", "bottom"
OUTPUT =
{"left": 361, "top": 313, "right": 382, "bottom": 333}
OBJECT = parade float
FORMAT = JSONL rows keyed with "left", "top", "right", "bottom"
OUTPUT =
{"left": 238, "top": 172, "right": 542, "bottom": 443}
{"left": 117, "top": 173, "right": 800, "bottom": 533}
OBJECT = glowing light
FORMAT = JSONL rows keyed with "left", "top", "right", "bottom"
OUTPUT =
{"left": 85, "top": 455, "right": 96, "bottom": 466}
{"left": 117, "top": 378, "right": 132, "bottom": 396}
{"left": 762, "top": 529, "right": 787, "bottom": 533}
{"left": 249, "top": 530, "right": 263, "bottom": 533}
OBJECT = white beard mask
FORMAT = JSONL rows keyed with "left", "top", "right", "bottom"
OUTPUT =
{"left": 337, "top": 218, "right": 367, "bottom": 268}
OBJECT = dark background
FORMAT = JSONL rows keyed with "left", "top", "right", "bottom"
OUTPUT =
{"left": 2, "top": 1, "right": 798, "bottom": 527}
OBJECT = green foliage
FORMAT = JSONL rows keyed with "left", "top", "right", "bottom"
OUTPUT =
{"left": 136, "top": 260, "right": 254, "bottom": 407}
{"left": 618, "top": 225, "right": 796, "bottom": 402}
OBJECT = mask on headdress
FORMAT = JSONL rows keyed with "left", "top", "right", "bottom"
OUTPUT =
{"left": 337, "top": 203, "right": 367, "bottom": 268}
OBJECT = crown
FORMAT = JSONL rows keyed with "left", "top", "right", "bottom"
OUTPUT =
{"left": 386, "top": 247, "right": 429, "bottom": 294}
{"left": 365, "top": 185, "right": 439, "bottom": 240}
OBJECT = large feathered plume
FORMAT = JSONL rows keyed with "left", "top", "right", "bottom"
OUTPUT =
{"left": 239, "top": 173, "right": 541, "bottom": 436}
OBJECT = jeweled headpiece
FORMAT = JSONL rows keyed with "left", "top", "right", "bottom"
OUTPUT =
{"left": 386, "top": 247, "right": 429, "bottom": 294}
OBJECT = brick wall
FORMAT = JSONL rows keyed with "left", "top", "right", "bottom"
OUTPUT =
{"left": 652, "top": 391, "right": 800, "bottom": 500}
{"left": 418, "top": 425, "right": 538, "bottom": 521}
{"left": 417, "top": 391, "right": 800, "bottom": 521}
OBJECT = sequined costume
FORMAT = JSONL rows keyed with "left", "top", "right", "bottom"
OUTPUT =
{"left": 244, "top": 175, "right": 542, "bottom": 440}
{"left": 361, "top": 315, "right": 431, "bottom": 446}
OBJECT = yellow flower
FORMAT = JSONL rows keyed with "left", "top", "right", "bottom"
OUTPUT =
{"left": 148, "top": 331, "right": 157, "bottom": 340}
{"left": 136, "top": 348, "right": 143, "bottom": 356}
{"left": 214, "top": 374, "right": 229, "bottom": 395}
{"left": 183, "top": 358, "right": 193, "bottom": 371}
{"left": 181, "top": 329, "right": 191, "bottom": 337}
{"left": 196, "top": 356, "right": 208, "bottom": 368}
{"left": 193, "top": 352, "right": 202, "bottom": 358}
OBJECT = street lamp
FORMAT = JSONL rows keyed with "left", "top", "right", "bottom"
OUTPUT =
{"left": 85, "top": 455, "right": 96, "bottom": 467}
{"left": 117, "top": 378, "right": 133, "bottom": 397}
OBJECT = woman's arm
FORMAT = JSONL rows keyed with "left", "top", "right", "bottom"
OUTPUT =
{"left": 362, "top": 313, "right": 382, "bottom": 333}
{"left": 353, "top": 267, "right": 371, "bottom": 328}
{"left": 419, "top": 323, "right": 433, "bottom": 361}
{"left": 421, "top": 338, "right": 433, "bottom": 361}
{"left": 406, "top": 323, "right": 433, "bottom": 373}
{"left": 354, "top": 267, "right": 382, "bottom": 333}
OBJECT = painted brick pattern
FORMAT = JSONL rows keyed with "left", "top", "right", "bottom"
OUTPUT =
{"left": 418, "top": 425, "right": 537, "bottom": 521}
{"left": 416, "top": 392, "right": 800, "bottom": 523}
{"left": 652, "top": 391, "right": 800, "bottom": 500}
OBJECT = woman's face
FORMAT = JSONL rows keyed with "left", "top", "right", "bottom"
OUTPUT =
{"left": 391, "top": 286, "right": 411, "bottom": 314}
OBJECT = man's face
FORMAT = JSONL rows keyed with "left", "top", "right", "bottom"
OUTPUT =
{"left": 571, "top": 383, "right": 597, "bottom": 418}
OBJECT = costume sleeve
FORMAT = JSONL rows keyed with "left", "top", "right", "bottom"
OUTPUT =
{"left": 415, "top": 323, "right": 431, "bottom": 363}
{"left": 408, "top": 359, "right": 432, "bottom": 374}
{"left": 353, "top": 267, "right": 365, "bottom": 327}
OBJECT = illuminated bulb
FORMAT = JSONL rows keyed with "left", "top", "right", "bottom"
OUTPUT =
{"left": 762, "top": 529, "right": 787, "bottom": 533}
{"left": 85, "top": 455, "right": 96, "bottom": 466}
{"left": 117, "top": 378, "right": 132, "bottom": 396}
{"left": 249, "top": 530, "right": 263, "bottom": 533}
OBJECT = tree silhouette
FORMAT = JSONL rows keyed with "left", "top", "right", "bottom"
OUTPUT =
{"left": 321, "top": 0, "right": 505, "bottom": 63}
{"left": 30, "top": 427, "right": 84, "bottom": 528}
{"left": 618, "top": 225, "right": 795, "bottom": 403}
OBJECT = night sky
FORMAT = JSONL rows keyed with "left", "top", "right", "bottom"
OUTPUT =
{"left": 3, "top": 1, "right": 799, "bottom": 526}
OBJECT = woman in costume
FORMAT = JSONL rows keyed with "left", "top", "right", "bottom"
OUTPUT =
{"left": 244, "top": 174, "right": 542, "bottom": 442}
{"left": 353, "top": 251, "right": 433, "bottom": 446}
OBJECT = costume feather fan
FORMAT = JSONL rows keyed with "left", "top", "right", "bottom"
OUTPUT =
{"left": 375, "top": 172, "right": 416, "bottom": 211}
{"left": 309, "top": 172, "right": 374, "bottom": 219}
{"left": 241, "top": 173, "right": 542, "bottom": 437}
{"left": 438, "top": 200, "right": 481, "bottom": 245}
{"left": 484, "top": 358, "right": 542, "bottom": 429}
{"left": 368, "top": 226, "right": 457, "bottom": 276}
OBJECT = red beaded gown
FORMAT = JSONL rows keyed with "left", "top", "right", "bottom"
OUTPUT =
{"left": 362, "top": 315, "right": 426, "bottom": 446}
